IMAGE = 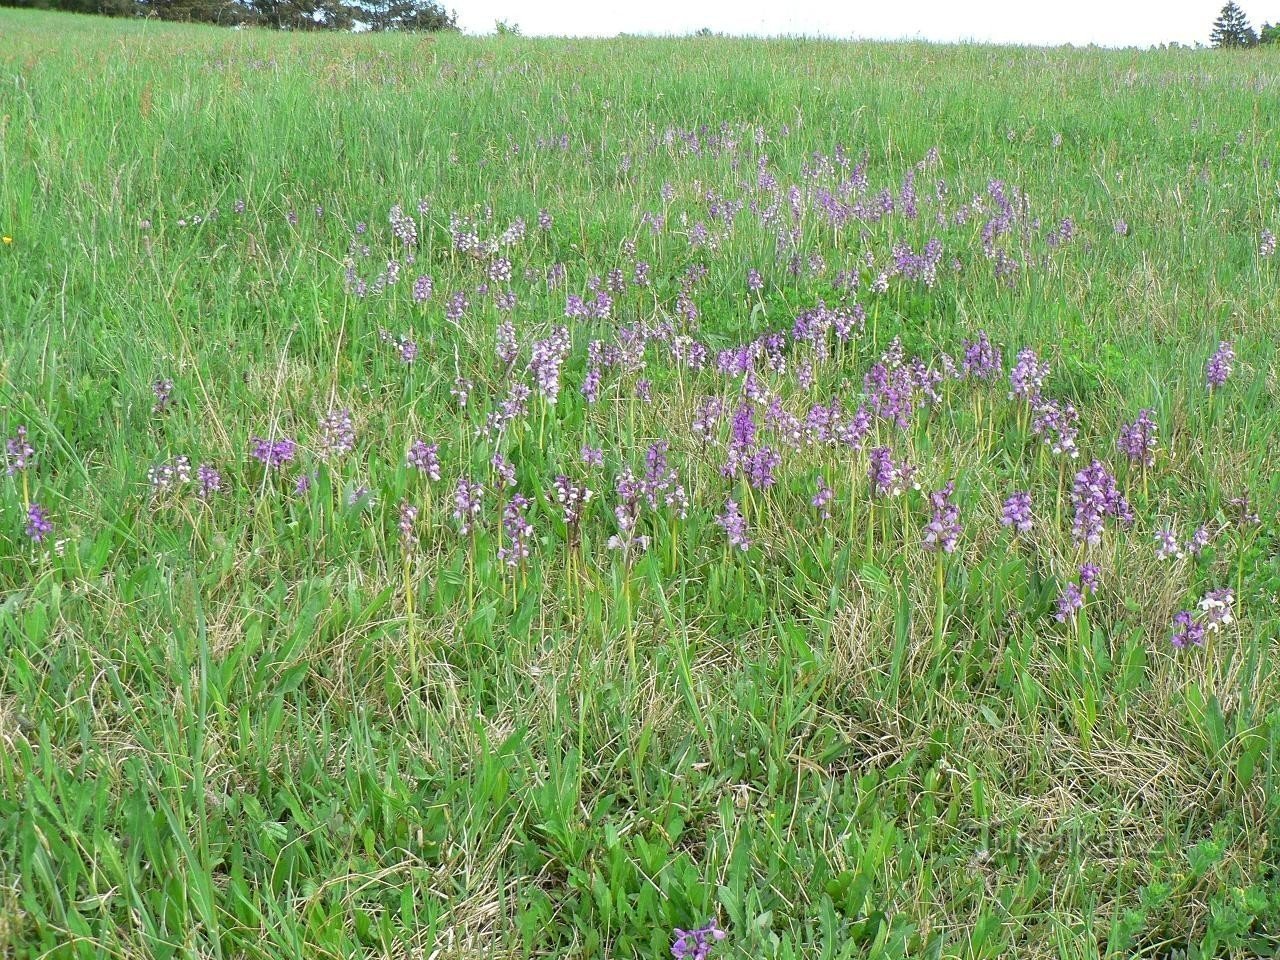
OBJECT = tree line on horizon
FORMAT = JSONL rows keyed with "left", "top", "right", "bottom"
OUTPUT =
{"left": 0, "top": 0, "right": 457, "bottom": 30}
{"left": 0, "top": 0, "right": 1277, "bottom": 44}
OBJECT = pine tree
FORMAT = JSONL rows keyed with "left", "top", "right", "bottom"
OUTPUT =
{"left": 1210, "top": 2, "right": 1258, "bottom": 48}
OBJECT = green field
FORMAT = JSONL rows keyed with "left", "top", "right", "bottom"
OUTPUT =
{"left": 1, "top": 11, "right": 1279, "bottom": 958}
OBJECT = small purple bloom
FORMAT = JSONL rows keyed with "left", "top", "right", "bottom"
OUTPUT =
{"left": 671, "top": 919, "right": 726, "bottom": 960}
{"left": 1001, "top": 491, "right": 1033, "bottom": 533}
{"left": 453, "top": 477, "right": 484, "bottom": 535}
{"left": 1079, "top": 563, "right": 1101, "bottom": 593}
{"left": 1116, "top": 409, "right": 1158, "bottom": 468}
{"left": 399, "top": 501, "right": 419, "bottom": 546}
{"left": 1206, "top": 341, "right": 1234, "bottom": 390}
{"left": 251, "top": 436, "right": 297, "bottom": 470}
{"left": 24, "top": 502, "right": 52, "bottom": 543}
{"left": 5, "top": 425, "right": 34, "bottom": 475}
{"left": 316, "top": 409, "right": 356, "bottom": 461}
{"left": 812, "top": 476, "right": 832, "bottom": 520}
{"left": 152, "top": 378, "right": 175, "bottom": 414}
{"left": 1170, "top": 610, "right": 1205, "bottom": 648}
{"left": 196, "top": 464, "right": 222, "bottom": 500}
{"left": 406, "top": 441, "right": 441, "bottom": 481}
{"left": 716, "top": 499, "right": 750, "bottom": 552}
{"left": 497, "top": 494, "right": 533, "bottom": 568}
{"left": 921, "top": 481, "right": 961, "bottom": 553}
{"left": 1054, "top": 582, "right": 1083, "bottom": 622}
{"left": 580, "top": 445, "right": 604, "bottom": 468}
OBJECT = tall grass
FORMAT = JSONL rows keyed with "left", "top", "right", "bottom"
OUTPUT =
{"left": 1, "top": 11, "right": 1279, "bottom": 959}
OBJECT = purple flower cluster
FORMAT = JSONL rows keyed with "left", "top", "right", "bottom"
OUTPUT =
{"left": 1000, "top": 491, "right": 1033, "bottom": 533}
{"left": 152, "top": 378, "right": 175, "bottom": 414}
{"left": 961, "top": 331, "right": 1003, "bottom": 381}
{"left": 5, "top": 426, "right": 34, "bottom": 475}
{"left": 921, "top": 481, "right": 962, "bottom": 553}
{"left": 406, "top": 440, "right": 441, "bottom": 480}
{"left": 1116, "top": 409, "right": 1158, "bottom": 468}
{"left": 399, "top": 501, "right": 419, "bottom": 546}
{"left": 811, "top": 476, "right": 832, "bottom": 520}
{"left": 1170, "top": 588, "right": 1234, "bottom": 648}
{"left": 1054, "top": 565, "right": 1099, "bottom": 623}
{"left": 498, "top": 494, "right": 533, "bottom": 567}
{"left": 671, "top": 920, "right": 726, "bottom": 960}
{"left": 251, "top": 436, "right": 297, "bottom": 470}
{"left": 25, "top": 503, "right": 53, "bottom": 543}
{"left": 316, "top": 409, "right": 356, "bottom": 461}
{"left": 453, "top": 477, "right": 483, "bottom": 535}
{"left": 1070, "top": 459, "right": 1132, "bottom": 546}
{"left": 1008, "top": 348, "right": 1050, "bottom": 402}
{"left": 1205, "top": 341, "right": 1234, "bottom": 390}
{"left": 716, "top": 498, "right": 750, "bottom": 552}
{"left": 549, "top": 475, "right": 592, "bottom": 527}
{"left": 868, "top": 447, "right": 914, "bottom": 497}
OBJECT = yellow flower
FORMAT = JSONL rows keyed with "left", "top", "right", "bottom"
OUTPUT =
{"left": 1, "top": 237, "right": 11, "bottom": 245}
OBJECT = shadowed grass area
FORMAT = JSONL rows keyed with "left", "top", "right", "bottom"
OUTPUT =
{"left": 1, "top": 10, "right": 1279, "bottom": 959}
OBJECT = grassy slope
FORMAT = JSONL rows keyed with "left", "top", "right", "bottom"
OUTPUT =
{"left": 1, "top": 10, "right": 1279, "bottom": 959}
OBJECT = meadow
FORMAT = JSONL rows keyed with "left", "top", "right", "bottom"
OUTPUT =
{"left": 1, "top": 10, "right": 1279, "bottom": 958}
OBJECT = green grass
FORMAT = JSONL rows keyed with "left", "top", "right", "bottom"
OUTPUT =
{"left": 2, "top": 10, "right": 1280, "bottom": 959}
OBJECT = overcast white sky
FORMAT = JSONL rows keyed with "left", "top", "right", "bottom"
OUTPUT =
{"left": 453, "top": 0, "right": 1278, "bottom": 47}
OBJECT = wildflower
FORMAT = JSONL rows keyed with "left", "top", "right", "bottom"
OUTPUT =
{"left": 921, "top": 481, "right": 962, "bottom": 553}
{"left": 293, "top": 472, "right": 314, "bottom": 496}
{"left": 497, "top": 494, "right": 533, "bottom": 567}
{"left": 1261, "top": 229, "right": 1276, "bottom": 258}
{"left": 496, "top": 319, "right": 518, "bottom": 366}
{"left": 1116, "top": 409, "right": 1158, "bottom": 467}
{"left": 812, "top": 476, "right": 832, "bottom": 520}
{"left": 1001, "top": 491, "right": 1033, "bottom": 533}
{"left": 961, "top": 330, "right": 1003, "bottom": 381}
{"left": 25, "top": 503, "right": 52, "bottom": 543}
{"left": 549, "top": 475, "right": 592, "bottom": 527}
{"left": 1071, "top": 459, "right": 1131, "bottom": 546}
{"left": 1205, "top": 341, "right": 1234, "bottom": 390}
{"left": 635, "top": 379, "right": 652, "bottom": 403}
{"left": 398, "top": 338, "right": 419, "bottom": 364}
{"left": 1009, "top": 348, "right": 1050, "bottom": 402}
{"left": 147, "top": 456, "right": 193, "bottom": 495}
{"left": 316, "top": 409, "right": 356, "bottom": 461}
{"left": 1170, "top": 610, "right": 1205, "bottom": 648}
{"left": 347, "top": 485, "right": 373, "bottom": 508}
{"left": 744, "top": 447, "right": 781, "bottom": 491}
{"left": 1185, "top": 525, "right": 1211, "bottom": 557}
{"left": 671, "top": 920, "right": 726, "bottom": 960}
{"left": 1054, "top": 582, "right": 1084, "bottom": 622}
{"left": 1199, "top": 588, "right": 1234, "bottom": 633}
{"left": 453, "top": 477, "right": 483, "bottom": 535}
{"left": 491, "top": 452, "right": 517, "bottom": 488}
{"left": 1079, "top": 563, "right": 1101, "bottom": 593}
{"left": 1031, "top": 398, "right": 1079, "bottom": 458}
{"left": 529, "top": 327, "right": 572, "bottom": 404}
{"left": 196, "top": 464, "right": 222, "bottom": 500}
{"left": 406, "top": 441, "right": 441, "bottom": 481}
{"left": 716, "top": 499, "right": 750, "bottom": 552}
{"left": 399, "top": 501, "right": 419, "bottom": 546}
{"left": 1154, "top": 528, "right": 1182, "bottom": 560}
{"left": 251, "top": 436, "right": 297, "bottom": 470}
{"left": 412, "top": 275, "right": 433, "bottom": 303}
{"left": 5, "top": 426, "right": 35, "bottom": 475}
{"left": 746, "top": 268, "right": 763, "bottom": 292}
{"left": 152, "top": 378, "right": 175, "bottom": 414}
{"left": 580, "top": 445, "right": 604, "bottom": 468}
{"left": 868, "top": 447, "right": 914, "bottom": 497}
